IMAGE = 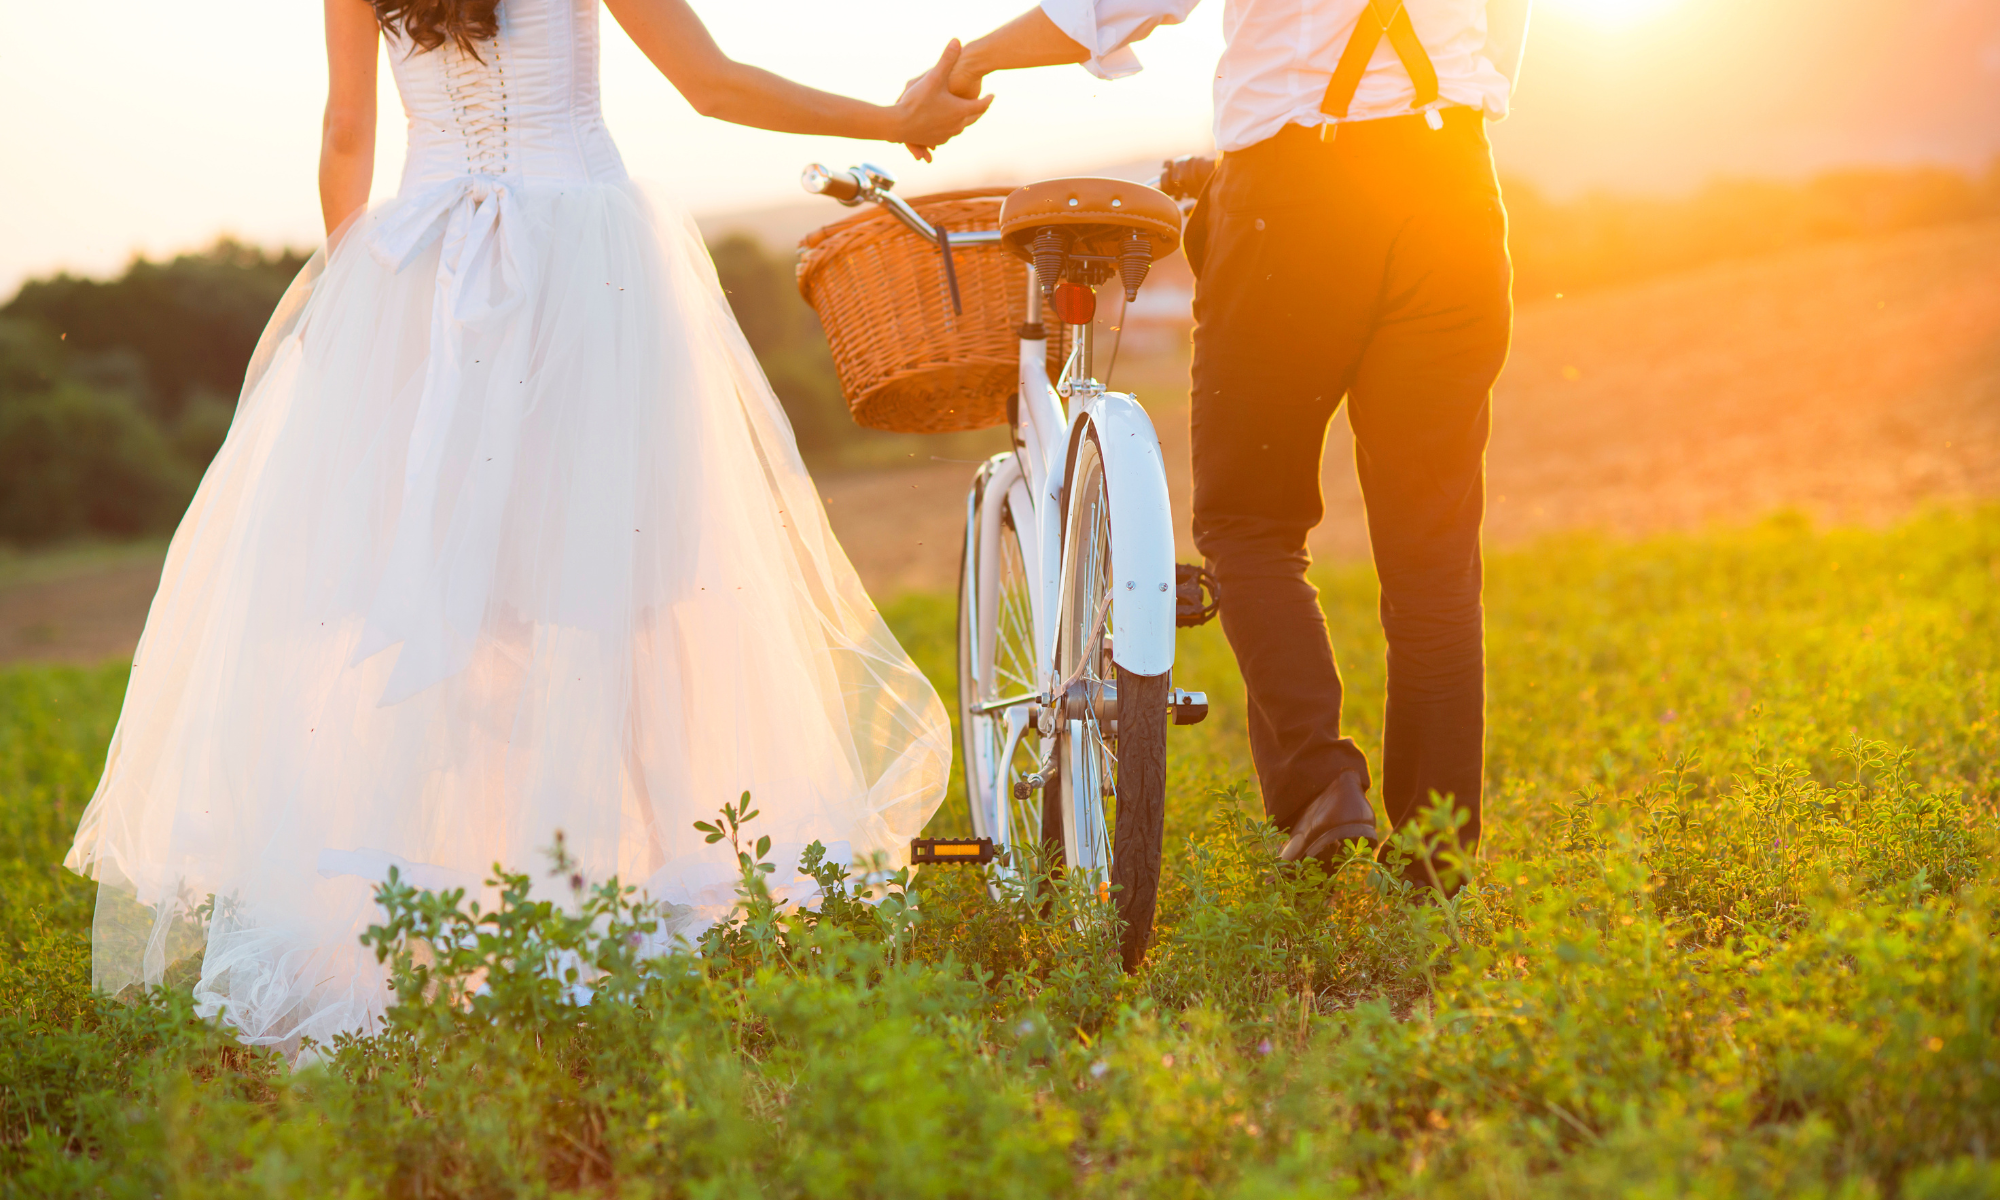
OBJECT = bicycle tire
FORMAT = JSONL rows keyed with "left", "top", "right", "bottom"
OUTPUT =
{"left": 954, "top": 473, "right": 985, "bottom": 837}
{"left": 1108, "top": 665, "right": 1167, "bottom": 972}
{"left": 1053, "top": 430, "right": 1167, "bottom": 971}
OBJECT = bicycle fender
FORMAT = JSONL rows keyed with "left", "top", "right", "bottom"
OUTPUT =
{"left": 1077, "top": 394, "right": 1177, "bottom": 677}
{"left": 1038, "top": 415, "right": 1068, "bottom": 687}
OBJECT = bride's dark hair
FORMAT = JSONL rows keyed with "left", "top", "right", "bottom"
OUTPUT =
{"left": 368, "top": 0, "right": 502, "bottom": 57}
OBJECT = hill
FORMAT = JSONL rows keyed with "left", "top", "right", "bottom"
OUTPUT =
{"left": 817, "top": 216, "right": 2000, "bottom": 591}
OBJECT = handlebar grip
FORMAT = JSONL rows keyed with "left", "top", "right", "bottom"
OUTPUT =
{"left": 801, "top": 163, "right": 863, "bottom": 204}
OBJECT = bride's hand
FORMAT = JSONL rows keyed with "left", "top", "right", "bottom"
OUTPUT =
{"left": 893, "top": 40, "right": 993, "bottom": 163}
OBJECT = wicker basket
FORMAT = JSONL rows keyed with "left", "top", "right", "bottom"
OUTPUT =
{"left": 797, "top": 188, "right": 1066, "bottom": 434}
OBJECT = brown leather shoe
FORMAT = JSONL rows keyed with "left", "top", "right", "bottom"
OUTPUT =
{"left": 1280, "top": 773, "right": 1379, "bottom": 863}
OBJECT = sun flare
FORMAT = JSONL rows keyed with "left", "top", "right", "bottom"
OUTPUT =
{"left": 1541, "top": 0, "right": 1681, "bottom": 27}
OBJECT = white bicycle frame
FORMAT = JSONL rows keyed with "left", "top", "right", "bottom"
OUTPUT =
{"left": 961, "top": 267, "right": 1180, "bottom": 862}
{"left": 1004, "top": 267, "right": 1177, "bottom": 682}
{"left": 802, "top": 161, "right": 1187, "bottom": 870}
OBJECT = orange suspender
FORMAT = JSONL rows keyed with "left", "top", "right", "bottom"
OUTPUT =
{"left": 1319, "top": 0, "right": 1442, "bottom": 121}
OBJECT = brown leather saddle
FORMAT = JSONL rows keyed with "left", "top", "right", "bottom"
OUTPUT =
{"left": 997, "top": 177, "right": 1182, "bottom": 302}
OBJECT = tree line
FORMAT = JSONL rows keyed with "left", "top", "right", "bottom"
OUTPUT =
{"left": 3, "top": 160, "right": 1996, "bottom": 546}
{"left": 0, "top": 235, "right": 870, "bottom": 548}
{"left": 0, "top": 239, "right": 308, "bottom": 546}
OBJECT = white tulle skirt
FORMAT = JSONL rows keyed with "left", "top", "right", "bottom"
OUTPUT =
{"left": 63, "top": 178, "right": 951, "bottom": 1055}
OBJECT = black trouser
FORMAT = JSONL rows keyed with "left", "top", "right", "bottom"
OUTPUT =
{"left": 1187, "top": 110, "right": 1511, "bottom": 855}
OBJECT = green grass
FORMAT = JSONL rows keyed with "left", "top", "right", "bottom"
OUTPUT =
{"left": 3, "top": 508, "right": 1997, "bottom": 1198}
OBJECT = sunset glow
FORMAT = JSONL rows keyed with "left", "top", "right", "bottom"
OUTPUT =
{"left": 1541, "top": 0, "right": 1681, "bottom": 26}
{"left": 3, "top": 0, "right": 1997, "bottom": 293}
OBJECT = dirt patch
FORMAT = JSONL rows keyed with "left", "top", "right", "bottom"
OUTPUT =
{"left": 7, "top": 220, "right": 1998, "bottom": 665}
{"left": 0, "top": 550, "right": 164, "bottom": 667}
{"left": 825, "top": 217, "right": 2000, "bottom": 586}
{"left": 1477, "top": 216, "right": 2000, "bottom": 548}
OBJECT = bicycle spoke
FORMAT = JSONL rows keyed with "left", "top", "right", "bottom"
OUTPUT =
{"left": 1053, "top": 433, "right": 1121, "bottom": 885}
{"left": 962, "top": 471, "right": 1048, "bottom": 880}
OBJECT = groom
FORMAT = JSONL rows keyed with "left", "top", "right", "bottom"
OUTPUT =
{"left": 941, "top": 0, "right": 1532, "bottom": 889}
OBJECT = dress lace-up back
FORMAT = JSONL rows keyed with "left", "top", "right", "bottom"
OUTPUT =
{"left": 438, "top": 38, "right": 512, "bottom": 177}
{"left": 389, "top": 0, "right": 625, "bottom": 190}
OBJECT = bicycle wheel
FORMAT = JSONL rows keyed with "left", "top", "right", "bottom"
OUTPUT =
{"left": 1053, "top": 430, "right": 1168, "bottom": 972}
{"left": 957, "top": 457, "right": 1058, "bottom": 882}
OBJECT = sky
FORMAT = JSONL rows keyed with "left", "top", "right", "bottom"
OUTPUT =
{"left": 3, "top": 0, "right": 1997, "bottom": 295}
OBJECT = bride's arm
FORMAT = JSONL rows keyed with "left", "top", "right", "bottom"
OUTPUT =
{"left": 605, "top": 0, "right": 991, "bottom": 150}
{"left": 320, "top": 0, "right": 379, "bottom": 236}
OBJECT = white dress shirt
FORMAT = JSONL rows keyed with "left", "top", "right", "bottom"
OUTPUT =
{"left": 1040, "top": 0, "right": 1527, "bottom": 153}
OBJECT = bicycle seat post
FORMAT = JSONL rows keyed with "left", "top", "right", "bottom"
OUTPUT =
{"left": 1017, "top": 263, "right": 1045, "bottom": 436}
{"left": 1050, "top": 280, "right": 1098, "bottom": 402}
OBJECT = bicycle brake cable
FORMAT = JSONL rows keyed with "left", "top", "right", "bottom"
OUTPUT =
{"left": 1102, "top": 279, "right": 1129, "bottom": 389}
{"left": 938, "top": 226, "right": 963, "bottom": 317}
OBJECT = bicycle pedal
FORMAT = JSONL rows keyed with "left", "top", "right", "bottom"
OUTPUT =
{"left": 1170, "top": 689, "right": 1209, "bottom": 726}
{"left": 911, "top": 837, "right": 995, "bottom": 865}
{"left": 1175, "top": 563, "right": 1220, "bottom": 627}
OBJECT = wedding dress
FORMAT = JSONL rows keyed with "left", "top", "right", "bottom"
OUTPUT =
{"left": 64, "top": 0, "right": 950, "bottom": 1056}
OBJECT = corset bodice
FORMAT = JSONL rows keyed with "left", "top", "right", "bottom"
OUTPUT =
{"left": 388, "top": 0, "right": 627, "bottom": 192}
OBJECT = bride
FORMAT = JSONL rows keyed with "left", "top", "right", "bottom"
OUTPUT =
{"left": 63, "top": 0, "right": 988, "bottom": 1056}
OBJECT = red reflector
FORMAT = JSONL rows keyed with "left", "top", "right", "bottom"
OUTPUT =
{"left": 1051, "top": 281, "right": 1096, "bottom": 326}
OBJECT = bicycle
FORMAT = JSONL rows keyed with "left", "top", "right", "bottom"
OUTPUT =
{"left": 801, "top": 159, "right": 1218, "bottom": 971}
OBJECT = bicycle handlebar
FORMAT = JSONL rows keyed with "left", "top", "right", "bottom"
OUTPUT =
{"left": 806, "top": 155, "right": 1214, "bottom": 243}
{"left": 1155, "top": 154, "right": 1216, "bottom": 202}
{"left": 801, "top": 163, "right": 863, "bottom": 205}
{"left": 801, "top": 162, "right": 1002, "bottom": 249}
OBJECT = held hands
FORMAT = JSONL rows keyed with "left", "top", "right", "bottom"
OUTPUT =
{"left": 897, "top": 9, "right": 1086, "bottom": 157}
{"left": 893, "top": 40, "right": 993, "bottom": 163}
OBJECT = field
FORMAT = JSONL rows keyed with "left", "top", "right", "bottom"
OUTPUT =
{"left": 2, "top": 504, "right": 1997, "bottom": 1197}
{"left": 4, "top": 214, "right": 2000, "bottom": 1195}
